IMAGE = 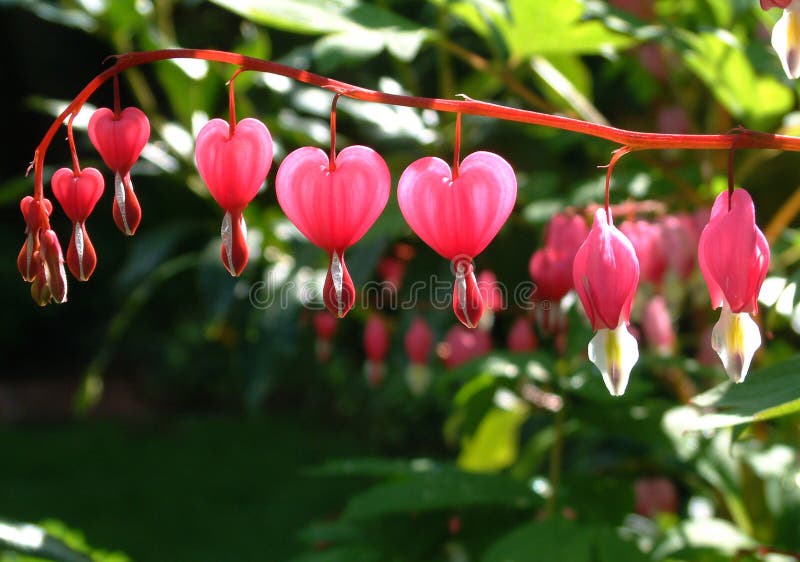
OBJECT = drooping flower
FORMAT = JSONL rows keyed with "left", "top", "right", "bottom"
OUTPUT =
{"left": 763, "top": 0, "right": 800, "bottom": 79}
{"left": 51, "top": 167, "right": 104, "bottom": 281}
{"left": 404, "top": 316, "right": 434, "bottom": 396}
{"left": 313, "top": 311, "right": 338, "bottom": 363}
{"left": 88, "top": 106, "right": 150, "bottom": 235}
{"left": 17, "top": 196, "right": 52, "bottom": 282}
{"left": 277, "top": 146, "right": 390, "bottom": 318}
{"left": 507, "top": 317, "right": 538, "bottom": 352}
{"left": 438, "top": 325, "right": 492, "bottom": 369}
{"left": 634, "top": 477, "right": 678, "bottom": 518}
{"left": 195, "top": 117, "right": 273, "bottom": 276}
{"left": 620, "top": 219, "right": 666, "bottom": 286}
{"left": 528, "top": 212, "right": 589, "bottom": 333}
{"left": 573, "top": 208, "right": 640, "bottom": 396}
{"left": 698, "top": 189, "right": 770, "bottom": 382}
{"left": 364, "top": 315, "right": 390, "bottom": 387}
{"left": 397, "top": 152, "right": 517, "bottom": 328}
{"left": 642, "top": 295, "right": 676, "bottom": 356}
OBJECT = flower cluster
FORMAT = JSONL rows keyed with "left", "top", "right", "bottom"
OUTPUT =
{"left": 527, "top": 191, "right": 769, "bottom": 395}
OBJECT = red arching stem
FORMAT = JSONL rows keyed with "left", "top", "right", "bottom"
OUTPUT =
{"left": 228, "top": 68, "right": 244, "bottom": 137}
{"left": 453, "top": 112, "right": 462, "bottom": 179}
{"left": 113, "top": 74, "right": 121, "bottom": 118}
{"left": 67, "top": 113, "right": 82, "bottom": 175}
{"left": 329, "top": 93, "right": 341, "bottom": 172}
{"left": 30, "top": 49, "right": 800, "bottom": 201}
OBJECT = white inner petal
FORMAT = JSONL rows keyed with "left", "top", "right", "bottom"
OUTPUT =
{"left": 331, "top": 251, "right": 344, "bottom": 317}
{"left": 455, "top": 262, "right": 472, "bottom": 328}
{"left": 588, "top": 323, "right": 639, "bottom": 397}
{"left": 74, "top": 222, "right": 85, "bottom": 280}
{"left": 221, "top": 212, "right": 234, "bottom": 275}
{"left": 711, "top": 306, "right": 762, "bottom": 383}
{"left": 114, "top": 172, "right": 131, "bottom": 235}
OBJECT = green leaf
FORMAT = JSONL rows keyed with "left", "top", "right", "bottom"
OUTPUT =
{"left": 482, "top": 518, "right": 592, "bottom": 562}
{"left": 500, "top": 0, "right": 636, "bottom": 58}
{"left": 687, "top": 355, "right": 800, "bottom": 430}
{"left": 210, "top": 0, "right": 432, "bottom": 64}
{"left": 681, "top": 30, "right": 793, "bottom": 128}
{"left": 210, "top": 0, "right": 362, "bottom": 34}
{"left": 341, "top": 468, "right": 537, "bottom": 520}
{"left": 458, "top": 403, "right": 530, "bottom": 472}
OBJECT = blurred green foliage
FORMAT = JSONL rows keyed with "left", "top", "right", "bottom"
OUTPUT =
{"left": 3, "top": 0, "right": 800, "bottom": 561}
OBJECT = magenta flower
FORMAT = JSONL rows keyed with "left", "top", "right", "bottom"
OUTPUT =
{"left": 195, "top": 117, "right": 274, "bottom": 277}
{"left": 404, "top": 316, "right": 434, "bottom": 396}
{"left": 529, "top": 212, "right": 589, "bottom": 304}
{"left": 642, "top": 295, "right": 676, "bottom": 356}
{"left": 507, "top": 317, "right": 538, "bottom": 352}
{"left": 88, "top": 107, "right": 150, "bottom": 235}
{"left": 277, "top": 146, "right": 390, "bottom": 318}
{"left": 364, "top": 315, "right": 390, "bottom": 387}
{"left": 698, "top": 189, "right": 770, "bottom": 382}
{"left": 573, "top": 208, "right": 640, "bottom": 396}
{"left": 397, "top": 152, "right": 517, "bottom": 328}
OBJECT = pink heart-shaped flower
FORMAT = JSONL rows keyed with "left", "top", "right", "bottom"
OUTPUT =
{"left": 276, "top": 144, "right": 390, "bottom": 318}
{"left": 276, "top": 145, "right": 391, "bottom": 252}
{"left": 397, "top": 151, "right": 517, "bottom": 260}
{"left": 88, "top": 107, "right": 150, "bottom": 174}
{"left": 195, "top": 117, "right": 273, "bottom": 213}
{"left": 51, "top": 167, "right": 105, "bottom": 224}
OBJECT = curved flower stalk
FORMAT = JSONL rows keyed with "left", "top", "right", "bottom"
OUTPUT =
{"left": 698, "top": 189, "right": 770, "bottom": 383}
{"left": 573, "top": 208, "right": 640, "bottom": 396}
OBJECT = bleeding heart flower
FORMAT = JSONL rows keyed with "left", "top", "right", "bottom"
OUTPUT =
{"left": 573, "top": 208, "right": 640, "bottom": 396}
{"left": 698, "top": 188, "right": 770, "bottom": 383}
{"left": 51, "top": 167, "right": 104, "bottom": 281}
{"left": 364, "top": 315, "right": 390, "bottom": 387}
{"left": 508, "top": 317, "right": 538, "bottom": 352}
{"left": 17, "top": 196, "right": 53, "bottom": 282}
{"left": 620, "top": 219, "right": 666, "bottom": 286}
{"left": 405, "top": 316, "right": 433, "bottom": 365}
{"left": 88, "top": 107, "right": 150, "bottom": 235}
{"left": 529, "top": 212, "right": 589, "bottom": 303}
{"left": 35, "top": 229, "right": 68, "bottom": 305}
{"left": 397, "top": 152, "right": 517, "bottom": 328}
{"left": 404, "top": 316, "right": 434, "bottom": 396}
{"left": 313, "top": 311, "right": 338, "bottom": 363}
{"left": 195, "top": 117, "right": 274, "bottom": 276}
{"left": 276, "top": 145, "right": 391, "bottom": 318}
{"left": 439, "top": 325, "right": 492, "bottom": 369}
{"left": 642, "top": 295, "right": 676, "bottom": 356}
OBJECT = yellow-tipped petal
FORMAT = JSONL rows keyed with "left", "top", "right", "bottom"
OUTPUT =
{"left": 588, "top": 324, "right": 639, "bottom": 397}
{"left": 711, "top": 307, "right": 762, "bottom": 383}
{"left": 772, "top": 7, "right": 800, "bottom": 79}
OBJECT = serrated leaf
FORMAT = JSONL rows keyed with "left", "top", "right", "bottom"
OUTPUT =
{"left": 342, "top": 469, "right": 537, "bottom": 520}
{"left": 687, "top": 356, "right": 800, "bottom": 430}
